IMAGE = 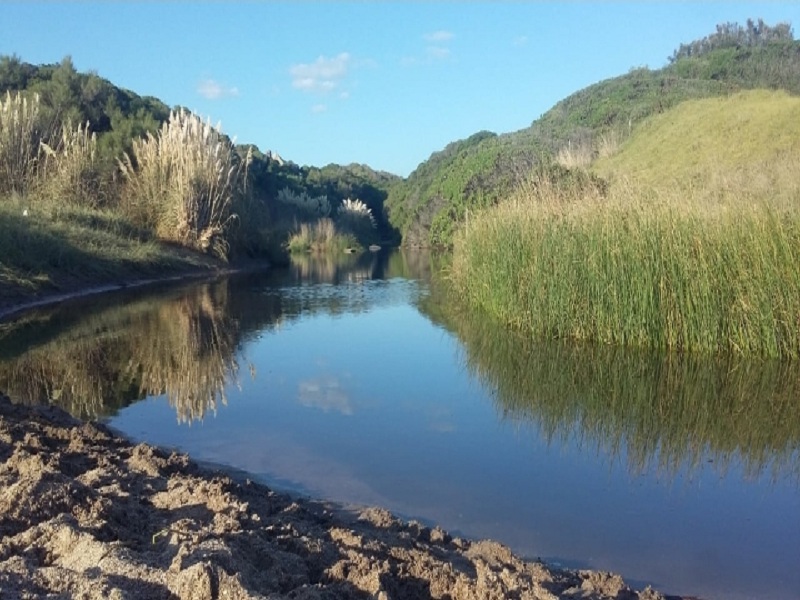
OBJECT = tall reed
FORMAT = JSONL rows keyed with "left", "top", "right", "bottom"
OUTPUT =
{"left": 0, "top": 91, "right": 51, "bottom": 198}
{"left": 119, "top": 109, "right": 245, "bottom": 259}
{"left": 287, "top": 217, "right": 358, "bottom": 254}
{"left": 39, "top": 119, "right": 101, "bottom": 208}
{"left": 451, "top": 169, "right": 800, "bottom": 358}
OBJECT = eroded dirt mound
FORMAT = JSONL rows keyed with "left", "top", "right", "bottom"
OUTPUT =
{"left": 0, "top": 393, "right": 671, "bottom": 600}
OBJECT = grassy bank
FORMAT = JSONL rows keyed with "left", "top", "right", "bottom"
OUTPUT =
{"left": 0, "top": 199, "right": 225, "bottom": 312}
{"left": 451, "top": 91, "right": 800, "bottom": 358}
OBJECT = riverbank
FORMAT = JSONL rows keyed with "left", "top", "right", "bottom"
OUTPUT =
{"left": 0, "top": 392, "right": 676, "bottom": 600}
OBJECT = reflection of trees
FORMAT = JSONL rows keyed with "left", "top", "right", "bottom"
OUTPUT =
{"left": 0, "top": 280, "right": 272, "bottom": 423}
{"left": 422, "top": 288, "right": 800, "bottom": 483}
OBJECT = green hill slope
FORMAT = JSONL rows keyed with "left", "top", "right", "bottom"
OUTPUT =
{"left": 387, "top": 19, "right": 799, "bottom": 246}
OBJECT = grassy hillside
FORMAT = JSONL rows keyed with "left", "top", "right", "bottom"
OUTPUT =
{"left": 592, "top": 89, "right": 800, "bottom": 188}
{"left": 450, "top": 89, "right": 800, "bottom": 357}
{"left": 387, "top": 20, "right": 799, "bottom": 246}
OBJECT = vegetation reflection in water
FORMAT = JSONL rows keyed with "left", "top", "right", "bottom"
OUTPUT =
{"left": 1, "top": 249, "right": 798, "bottom": 485}
{"left": 0, "top": 249, "right": 431, "bottom": 422}
{"left": 423, "top": 288, "right": 800, "bottom": 484}
{"left": 0, "top": 281, "right": 250, "bottom": 422}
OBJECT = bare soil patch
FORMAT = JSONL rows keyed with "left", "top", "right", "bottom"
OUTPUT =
{"left": 0, "top": 392, "right": 676, "bottom": 599}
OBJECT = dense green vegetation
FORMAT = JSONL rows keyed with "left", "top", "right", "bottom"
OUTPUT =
{"left": 451, "top": 89, "right": 800, "bottom": 358}
{"left": 388, "top": 19, "right": 800, "bottom": 246}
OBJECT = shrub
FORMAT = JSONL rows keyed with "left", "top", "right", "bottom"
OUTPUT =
{"left": 336, "top": 197, "right": 377, "bottom": 244}
{"left": 277, "top": 186, "right": 330, "bottom": 218}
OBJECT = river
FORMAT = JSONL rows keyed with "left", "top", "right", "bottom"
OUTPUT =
{"left": 1, "top": 249, "right": 798, "bottom": 600}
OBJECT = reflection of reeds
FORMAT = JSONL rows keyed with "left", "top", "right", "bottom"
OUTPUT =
{"left": 289, "top": 251, "right": 363, "bottom": 283}
{"left": 0, "top": 281, "right": 241, "bottom": 423}
{"left": 423, "top": 286, "right": 800, "bottom": 483}
{"left": 127, "top": 283, "right": 239, "bottom": 423}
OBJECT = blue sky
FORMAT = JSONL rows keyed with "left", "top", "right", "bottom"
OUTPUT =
{"left": 2, "top": 3, "right": 797, "bottom": 176}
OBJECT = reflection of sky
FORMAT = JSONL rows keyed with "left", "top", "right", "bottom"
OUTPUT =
{"left": 111, "top": 277, "right": 800, "bottom": 600}
{"left": 298, "top": 375, "right": 353, "bottom": 415}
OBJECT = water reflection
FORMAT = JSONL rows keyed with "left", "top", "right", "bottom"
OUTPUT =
{"left": 0, "top": 250, "right": 436, "bottom": 422}
{"left": 2, "top": 249, "right": 798, "bottom": 485}
{"left": 0, "top": 281, "right": 253, "bottom": 422}
{"left": 423, "top": 292, "right": 800, "bottom": 483}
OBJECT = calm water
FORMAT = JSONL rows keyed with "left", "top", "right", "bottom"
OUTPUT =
{"left": 1, "top": 249, "right": 798, "bottom": 600}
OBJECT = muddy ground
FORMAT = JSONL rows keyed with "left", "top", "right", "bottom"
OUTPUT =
{"left": 0, "top": 392, "right": 679, "bottom": 600}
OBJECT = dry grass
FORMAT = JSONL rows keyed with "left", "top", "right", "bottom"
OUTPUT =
{"left": 0, "top": 91, "right": 52, "bottom": 198}
{"left": 287, "top": 218, "right": 359, "bottom": 254}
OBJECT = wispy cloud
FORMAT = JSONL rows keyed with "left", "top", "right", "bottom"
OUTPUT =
{"left": 290, "top": 52, "right": 352, "bottom": 94}
{"left": 426, "top": 46, "right": 451, "bottom": 60}
{"left": 298, "top": 376, "right": 353, "bottom": 415}
{"left": 424, "top": 30, "right": 454, "bottom": 43}
{"left": 513, "top": 35, "right": 529, "bottom": 47}
{"left": 196, "top": 78, "right": 239, "bottom": 100}
{"left": 311, "top": 103, "right": 328, "bottom": 114}
{"left": 403, "top": 30, "right": 456, "bottom": 66}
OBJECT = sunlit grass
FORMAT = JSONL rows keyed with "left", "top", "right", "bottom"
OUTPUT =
{"left": 287, "top": 218, "right": 359, "bottom": 254}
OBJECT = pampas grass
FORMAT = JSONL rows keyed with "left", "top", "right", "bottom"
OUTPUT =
{"left": 39, "top": 120, "right": 101, "bottom": 208}
{"left": 119, "top": 109, "right": 245, "bottom": 259}
{"left": 287, "top": 217, "right": 358, "bottom": 254}
{"left": 0, "top": 91, "right": 52, "bottom": 198}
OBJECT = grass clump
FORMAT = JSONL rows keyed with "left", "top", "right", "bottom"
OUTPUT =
{"left": 452, "top": 175, "right": 800, "bottom": 358}
{"left": 286, "top": 218, "right": 359, "bottom": 254}
{"left": 451, "top": 92, "right": 800, "bottom": 358}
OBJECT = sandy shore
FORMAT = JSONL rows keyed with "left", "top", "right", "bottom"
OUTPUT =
{"left": 0, "top": 392, "right": 682, "bottom": 600}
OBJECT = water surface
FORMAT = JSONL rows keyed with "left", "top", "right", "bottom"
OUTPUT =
{"left": 1, "top": 249, "right": 798, "bottom": 600}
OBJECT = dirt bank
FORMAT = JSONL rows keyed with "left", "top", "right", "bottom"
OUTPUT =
{"left": 0, "top": 393, "right": 676, "bottom": 600}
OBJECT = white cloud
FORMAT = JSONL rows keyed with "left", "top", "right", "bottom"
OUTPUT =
{"left": 424, "top": 30, "right": 455, "bottom": 43}
{"left": 290, "top": 52, "right": 351, "bottom": 94}
{"left": 311, "top": 103, "right": 328, "bottom": 114}
{"left": 401, "top": 30, "right": 455, "bottom": 66}
{"left": 298, "top": 376, "right": 353, "bottom": 414}
{"left": 513, "top": 35, "right": 529, "bottom": 47}
{"left": 426, "top": 46, "right": 451, "bottom": 60}
{"left": 197, "top": 78, "right": 239, "bottom": 100}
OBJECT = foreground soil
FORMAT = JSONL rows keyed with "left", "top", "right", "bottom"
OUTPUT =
{"left": 0, "top": 393, "right": 676, "bottom": 600}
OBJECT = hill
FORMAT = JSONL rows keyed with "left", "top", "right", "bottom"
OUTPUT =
{"left": 386, "top": 19, "right": 800, "bottom": 246}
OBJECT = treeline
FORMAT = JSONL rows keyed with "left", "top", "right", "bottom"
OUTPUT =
{"left": 388, "top": 19, "right": 800, "bottom": 247}
{"left": 0, "top": 55, "right": 169, "bottom": 180}
{"left": 669, "top": 18, "right": 794, "bottom": 62}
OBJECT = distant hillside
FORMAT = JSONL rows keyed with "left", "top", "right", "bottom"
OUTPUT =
{"left": 386, "top": 19, "right": 800, "bottom": 246}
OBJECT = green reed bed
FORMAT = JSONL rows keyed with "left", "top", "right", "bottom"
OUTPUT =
{"left": 451, "top": 180, "right": 800, "bottom": 358}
